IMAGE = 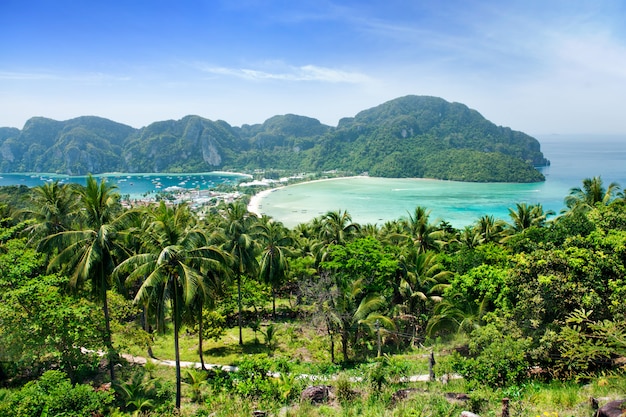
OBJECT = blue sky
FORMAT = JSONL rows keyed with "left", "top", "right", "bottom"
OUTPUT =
{"left": 2, "top": 0, "right": 626, "bottom": 134}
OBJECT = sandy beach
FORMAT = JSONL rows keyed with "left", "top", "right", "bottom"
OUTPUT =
{"left": 247, "top": 187, "right": 283, "bottom": 216}
{"left": 246, "top": 175, "right": 369, "bottom": 217}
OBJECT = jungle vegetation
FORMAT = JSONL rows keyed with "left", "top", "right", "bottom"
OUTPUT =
{"left": 0, "top": 175, "right": 624, "bottom": 416}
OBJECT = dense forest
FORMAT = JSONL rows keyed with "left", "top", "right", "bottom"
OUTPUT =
{"left": 0, "top": 96, "right": 548, "bottom": 182}
{"left": 0, "top": 175, "right": 624, "bottom": 416}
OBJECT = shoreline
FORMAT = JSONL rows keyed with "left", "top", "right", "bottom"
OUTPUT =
{"left": 247, "top": 175, "right": 370, "bottom": 217}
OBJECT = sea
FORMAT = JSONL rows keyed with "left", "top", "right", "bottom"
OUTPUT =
{"left": 0, "top": 171, "right": 249, "bottom": 199}
{"left": 253, "top": 135, "right": 626, "bottom": 228}
{"left": 1, "top": 135, "right": 625, "bottom": 229}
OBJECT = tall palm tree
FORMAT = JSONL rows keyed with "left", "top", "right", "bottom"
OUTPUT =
{"left": 23, "top": 180, "right": 78, "bottom": 242}
{"left": 564, "top": 176, "right": 621, "bottom": 212}
{"left": 255, "top": 217, "right": 293, "bottom": 318}
{"left": 115, "top": 202, "right": 228, "bottom": 409}
{"left": 220, "top": 202, "right": 259, "bottom": 345}
{"left": 399, "top": 206, "right": 443, "bottom": 253}
{"left": 41, "top": 175, "right": 130, "bottom": 382}
{"left": 319, "top": 210, "right": 360, "bottom": 246}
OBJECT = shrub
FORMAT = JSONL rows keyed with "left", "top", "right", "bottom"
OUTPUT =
{"left": 232, "top": 356, "right": 279, "bottom": 401}
{"left": 0, "top": 370, "right": 114, "bottom": 417}
{"left": 450, "top": 323, "right": 531, "bottom": 388}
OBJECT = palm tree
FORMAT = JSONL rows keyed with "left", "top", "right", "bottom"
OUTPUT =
{"left": 255, "top": 217, "right": 293, "bottom": 318}
{"left": 394, "top": 249, "right": 452, "bottom": 343}
{"left": 41, "top": 175, "right": 130, "bottom": 382}
{"left": 319, "top": 209, "right": 360, "bottom": 246}
{"left": 564, "top": 176, "right": 620, "bottom": 212}
{"left": 474, "top": 215, "right": 506, "bottom": 244}
{"left": 506, "top": 202, "right": 554, "bottom": 234}
{"left": 220, "top": 202, "right": 259, "bottom": 345}
{"left": 399, "top": 206, "right": 443, "bottom": 253}
{"left": 330, "top": 278, "right": 392, "bottom": 362}
{"left": 115, "top": 202, "right": 228, "bottom": 409}
{"left": 426, "top": 291, "right": 489, "bottom": 337}
{"left": 23, "top": 180, "right": 78, "bottom": 242}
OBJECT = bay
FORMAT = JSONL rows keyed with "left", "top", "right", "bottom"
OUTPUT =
{"left": 0, "top": 171, "right": 249, "bottom": 198}
{"left": 255, "top": 135, "right": 626, "bottom": 228}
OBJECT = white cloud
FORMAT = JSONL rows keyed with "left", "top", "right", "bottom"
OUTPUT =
{"left": 200, "top": 63, "right": 372, "bottom": 84}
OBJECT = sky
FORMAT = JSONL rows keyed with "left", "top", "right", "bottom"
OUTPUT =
{"left": 2, "top": 0, "right": 626, "bottom": 135}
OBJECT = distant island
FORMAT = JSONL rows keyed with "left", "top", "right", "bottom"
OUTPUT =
{"left": 0, "top": 95, "right": 548, "bottom": 182}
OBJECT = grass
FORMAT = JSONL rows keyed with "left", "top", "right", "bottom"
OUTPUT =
{"left": 108, "top": 300, "right": 626, "bottom": 417}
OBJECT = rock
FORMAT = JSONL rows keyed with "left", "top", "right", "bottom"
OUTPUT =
{"left": 597, "top": 400, "right": 626, "bottom": 417}
{"left": 390, "top": 388, "right": 426, "bottom": 405}
{"left": 301, "top": 385, "right": 331, "bottom": 404}
{"left": 460, "top": 412, "right": 481, "bottom": 417}
{"left": 445, "top": 392, "right": 470, "bottom": 404}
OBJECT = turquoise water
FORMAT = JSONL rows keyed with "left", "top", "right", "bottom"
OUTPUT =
{"left": 256, "top": 135, "right": 626, "bottom": 228}
{"left": 2, "top": 135, "right": 624, "bottom": 228}
{"left": 0, "top": 171, "right": 249, "bottom": 198}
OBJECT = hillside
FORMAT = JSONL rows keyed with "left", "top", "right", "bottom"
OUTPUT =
{"left": 0, "top": 95, "right": 548, "bottom": 182}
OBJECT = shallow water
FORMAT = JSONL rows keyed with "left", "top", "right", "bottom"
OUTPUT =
{"left": 0, "top": 171, "right": 249, "bottom": 199}
{"left": 256, "top": 135, "right": 626, "bottom": 228}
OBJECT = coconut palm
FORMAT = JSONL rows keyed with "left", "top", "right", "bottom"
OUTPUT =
{"left": 220, "top": 202, "right": 259, "bottom": 345}
{"left": 399, "top": 206, "right": 443, "bottom": 253}
{"left": 564, "top": 176, "right": 620, "bottom": 212}
{"left": 255, "top": 217, "right": 293, "bottom": 318}
{"left": 325, "top": 275, "right": 392, "bottom": 362}
{"left": 395, "top": 249, "right": 452, "bottom": 338}
{"left": 23, "top": 180, "right": 79, "bottom": 242}
{"left": 115, "top": 202, "right": 228, "bottom": 409}
{"left": 319, "top": 209, "right": 360, "bottom": 246}
{"left": 506, "top": 202, "right": 553, "bottom": 233}
{"left": 474, "top": 215, "right": 506, "bottom": 244}
{"left": 426, "top": 291, "right": 489, "bottom": 337}
{"left": 41, "top": 175, "right": 131, "bottom": 382}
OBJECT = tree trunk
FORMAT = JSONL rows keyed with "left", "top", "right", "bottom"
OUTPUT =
{"left": 173, "top": 292, "right": 182, "bottom": 409}
{"left": 238, "top": 275, "right": 243, "bottom": 345}
{"left": 272, "top": 287, "right": 276, "bottom": 319}
{"left": 198, "top": 307, "right": 205, "bottom": 370}
{"left": 101, "top": 273, "right": 115, "bottom": 383}
{"left": 341, "top": 323, "right": 349, "bottom": 362}
{"left": 143, "top": 304, "right": 155, "bottom": 359}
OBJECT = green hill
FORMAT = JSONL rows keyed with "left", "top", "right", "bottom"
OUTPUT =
{"left": 0, "top": 95, "right": 548, "bottom": 182}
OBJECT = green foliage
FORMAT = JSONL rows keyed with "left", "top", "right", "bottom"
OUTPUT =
{"left": 114, "top": 367, "right": 174, "bottom": 414}
{"left": 422, "top": 149, "right": 545, "bottom": 182}
{"left": 322, "top": 236, "right": 398, "bottom": 296}
{"left": 0, "top": 370, "right": 114, "bottom": 417}
{"left": 184, "top": 368, "right": 209, "bottom": 403}
{"left": 231, "top": 356, "right": 279, "bottom": 401}
{"left": 0, "top": 237, "right": 103, "bottom": 381}
{"left": 450, "top": 323, "right": 532, "bottom": 388}
{"left": 334, "top": 373, "right": 356, "bottom": 403}
{"left": 553, "top": 309, "right": 626, "bottom": 378}
{"left": 195, "top": 309, "right": 227, "bottom": 342}
{"left": 262, "top": 323, "right": 280, "bottom": 351}
{"left": 449, "top": 263, "right": 509, "bottom": 311}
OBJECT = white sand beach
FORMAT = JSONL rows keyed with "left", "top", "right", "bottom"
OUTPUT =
{"left": 247, "top": 187, "right": 282, "bottom": 217}
{"left": 246, "top": 176, "right": 369, "bottom": 217}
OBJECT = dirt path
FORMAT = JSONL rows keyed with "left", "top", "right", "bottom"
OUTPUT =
{"left": 119, "top": 352, "right": 459, "bottom": 382}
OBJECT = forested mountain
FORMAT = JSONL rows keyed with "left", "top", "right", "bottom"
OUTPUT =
{"left": 0, "top": 95, "right": 548, "bottom": 182}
